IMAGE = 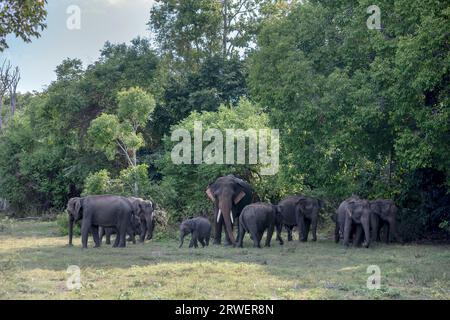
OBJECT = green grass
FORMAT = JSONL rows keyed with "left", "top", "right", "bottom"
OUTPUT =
{"left": 0, "top": 219, "right": 449, "bottom": 300}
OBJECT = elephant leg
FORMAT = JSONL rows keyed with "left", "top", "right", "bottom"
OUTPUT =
{"left": 256, "top": 231, "right": 263, "bottom": 248}
{"left": 199, "top": 237, "right": 206, "bottom": 248}
{"left": 298, "top": 217, "right": 308, "bottom": 242}
{"left": 388, "top": 218, "right": 401, "bottom": 243}
{"left": 265, "top": 225, "right": 274, "bottom": 247}
{"left": 99, "top": 227, "right": 105, "bottom": 244}
{"left": 276, "top": 223, "right": 284, "bottom": 245}
{"left": 286, "top": 225, "right": 293, "bottom": 242}
{"left": 343, "top": 218, "right": 352, "bottom": 248}
{"left": 80, "top": 219, "right": 91, "bottom": 249}
{"left": 118, "top": 225, "right": 127, "bottom": 248}
{"left": 305, "top": 219, "right": 311, "bottom": 242}
{"left": 129, "top": 231, "right": 136, "bottom": 244}
{"left": 237, "top": 221, "right": 245, "bottom": 248}
{"left": 113, "top": 228, "right": 120, "bottom": 247}
{"left": 105, "top": 229, "right": 112, "bottom": 245}
{"left": 139, "top": 222, "right": 146, "bottom": 243}
{"left": 189, "top": 233, "right": 195, "bottom": 248}
{"left": 91, "top": 226, "right": 100, "bottom": 248}
{"left": 370, "top": 214, "right": 379, "bottom": 242}
{"left": 189, "top": 231, "right": 199, "bottom": 248}
{"left": 334, "top": 222, "right": 340, "bottom": 243}
{"left": 311, "top": 215, "right": 318, "bottom": 242}
{"left": 354, "top": 226, "right": 363, "bottom": 247}
{"left": 214, "top": 218, "right": 222, "bottom": 245}
{"left": 250, "top": 230, "right": 259, "bottom": 248}
{"left": 205, "top": 236, "right": 210, "bottom": 246}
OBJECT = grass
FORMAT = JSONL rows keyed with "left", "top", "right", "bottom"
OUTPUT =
{"left": 0, "top": 219, "right": 449, "bottom": 300}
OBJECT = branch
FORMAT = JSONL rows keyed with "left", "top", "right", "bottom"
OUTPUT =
{"left": 116, "top": 139, "right": 134, "bottom": 167}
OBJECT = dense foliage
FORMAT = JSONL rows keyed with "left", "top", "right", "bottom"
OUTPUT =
{"left": 0, "top": 0, "right": 448, "bottom": 240}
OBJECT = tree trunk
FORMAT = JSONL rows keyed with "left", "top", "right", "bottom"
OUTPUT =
{"left": 0, "top": 98, "right": 3, "bottom": 130}
{"left": 222, "top": 0, "right": 228, "bottom": 58}
{"left": 10, "top": 92, "right": 16, "bottom": 117}
{"left": 132, "top": 148, "right": 138, "bottom": 196}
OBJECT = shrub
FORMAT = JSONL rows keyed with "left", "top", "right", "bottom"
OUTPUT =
{"left": 56, "top": 213, "right": 80, "bottom": 236}
{"left": 396, "top": 168, "right": 450, "bottom": 241}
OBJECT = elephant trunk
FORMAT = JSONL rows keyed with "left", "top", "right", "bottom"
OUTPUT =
{"left": 218, "top": 201, "right": 236, "bottom": 245}
{"left": 146, "top": 215, "right": 154, "bottom": 240}
{"left": 179, "top": 233, "right": 185, "bottom": 248}
{"left": 68, "top": 215, "right": 74, "bottom": 246}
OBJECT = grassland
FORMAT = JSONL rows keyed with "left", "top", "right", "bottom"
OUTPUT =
{"left": 0, "top": 219, "right": 449, "bottom": 300}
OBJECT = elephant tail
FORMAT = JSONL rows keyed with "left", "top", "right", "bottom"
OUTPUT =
{"left": 239, "top": 212, "right": 250, "bottom": 233}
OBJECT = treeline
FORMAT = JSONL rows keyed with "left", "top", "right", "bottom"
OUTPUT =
{"left": 0, "top": 0, "right": 449, "bottom": 241}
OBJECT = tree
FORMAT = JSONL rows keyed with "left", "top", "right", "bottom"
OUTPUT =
{"left": 248, "top": 0, "right": 450, "bottom": 239}
{"left": 157, "top": 98, "right": 284, "bottom": 220}
{"left": 88, "top": 87, "right": 156, "bottom": 195}
{"left": 0, "top": 60, "right": 12, "bottom": 130}
{"left": 152, "top": 55, "right": 247, "bottom": 137}
{"left": 148, "top": 0, "right": 274, "bottom": 66}
{"left": 0, "top": 0, "right": 47, "bottom": 51}
{"left": 9, "top": 66, "right": 20, "bottom": 117}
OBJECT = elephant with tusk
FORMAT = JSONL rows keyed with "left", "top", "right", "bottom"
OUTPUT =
{"left": 206, "top": 174, "right": 253, "bottom": 246}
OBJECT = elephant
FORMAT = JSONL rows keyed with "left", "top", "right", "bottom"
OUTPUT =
{"left": 332, "top": 208, "right": 361, "bottom": 245}
{"left": 369, "top": 199, "right": 400, "bottom": 243}
{"left": 237, "top": 203, "right": 284, "bottom": 248}
{"left": 128, "top": 197, "right": 155, "bottom": 242}
{"left": 67, "top": 197, "right": 82, "bottom": 246}
{"left": 179, "top": 217, "right": 211, "bottom": 248}
{"left": 278, "top": 195, "right": 324, "bottom": 242}
{"left": 337, "top": 197, "right": 371, "bottom": 248}
{"left": 205, "top": 174, "right": 253, "bottom": 246}
{"left": 99, "top": 214, "right": 141, "bottom": 245}
{"left": 66, "top": 195, "right": 134, "bottom": 248}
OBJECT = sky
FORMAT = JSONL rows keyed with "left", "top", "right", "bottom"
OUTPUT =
{"left": 1, "top": 0, "right": 155, "bottom": 93}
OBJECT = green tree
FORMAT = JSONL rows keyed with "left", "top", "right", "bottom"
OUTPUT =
{"left": 149, "top": 0, "right": 275, "bottom": 66}
{"left": 157, "top": 98, "right": 286, "bottom": 220}
{"left": 0, "top": 0, "right": 47, "bottom": 51}
{"left": 88, "top": 87, "right": 156, "bottom": 195}
{"left": 248, "top": 0, "right": 449, "bottom": 239}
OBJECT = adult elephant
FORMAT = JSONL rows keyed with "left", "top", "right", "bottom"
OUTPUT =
{"left": 369, "top": 199, "right": 400, "bottom": 243}
{"left": 66, "top": 195, "right": 134, "bottom": 248}
{"left": 337, "top": 197, "right": 371, "bottom": 248}
{"left": 128, "top": 197, "right": 155, "bottom": 242}
{"left": 333, "top": 196, "right": 360, "bottom": 244}
{"left": 278, "top": 195, "right": 324, "bottom": 242}
{"left": 205, "top": 174, "right": 253, "bottom": 246}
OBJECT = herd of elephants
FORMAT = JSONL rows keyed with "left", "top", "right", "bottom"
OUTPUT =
{"left": 66, "top": 174, "right": 400, "bottom": 249}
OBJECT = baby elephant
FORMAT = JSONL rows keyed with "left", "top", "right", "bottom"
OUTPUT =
{"left": 238, "top": 203, "right": 284, "bottom": 248}
{"left": 99, "top": 215, "right": 141, "bottom": 245}
{"left": 179, "top": 217, "right": 211, "bottom": 248}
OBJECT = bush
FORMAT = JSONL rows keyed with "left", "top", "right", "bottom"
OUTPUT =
{"left": 56, "top": 213, "right": 80, "bottom": 236}
{"left": 396, "top": 168, "right": 450, "bottom": 241}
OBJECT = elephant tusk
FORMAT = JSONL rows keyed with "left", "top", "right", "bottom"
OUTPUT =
{"left": 217, "top": 209, "right": 222, "bottom": 223}
{"left": 230, "top": 210, "right": 234, "bottom": 224}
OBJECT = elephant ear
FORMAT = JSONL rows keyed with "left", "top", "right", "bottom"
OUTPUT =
{"left": 74, "top": 198, "right": 83, "bottom": 219}
{"left": 233, "top": 190, "right": 246, "bottom": 205}
{"left": 132, "top": 201, "right": 143, "bottom": 217}
{"left": 206, "top": 186, "right": 215, "bottom": 202}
